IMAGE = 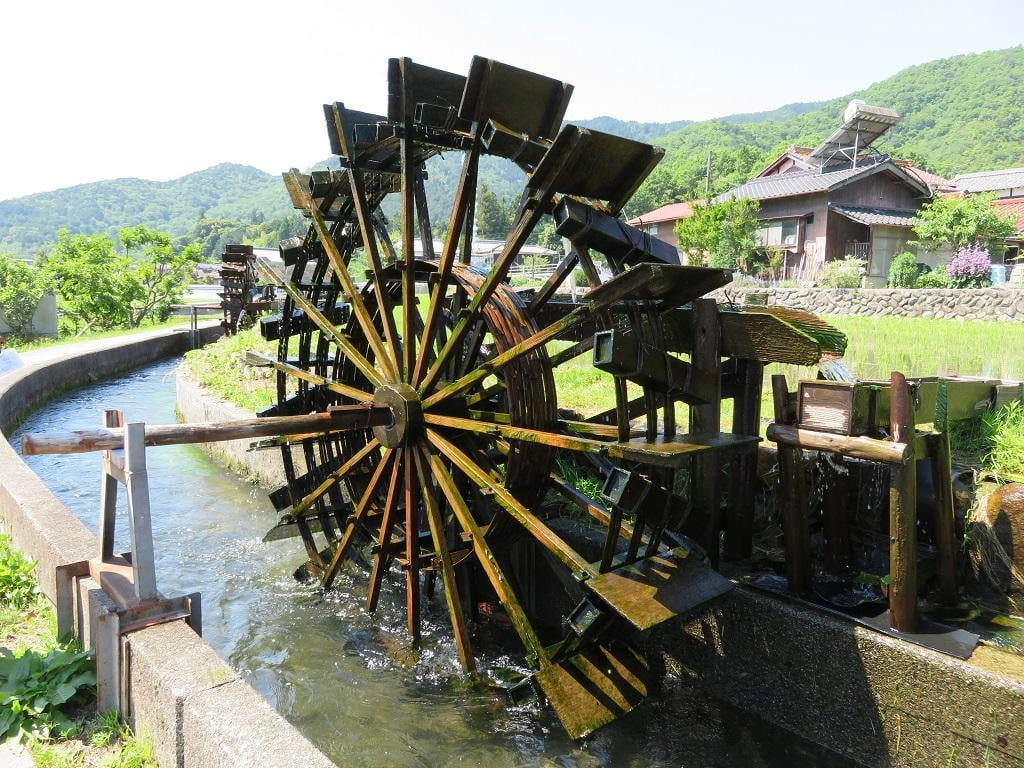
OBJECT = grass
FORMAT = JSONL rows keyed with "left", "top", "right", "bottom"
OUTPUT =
{"left": 182, "top": 328, "right": 278, "bottom": 413}
{"left": 0, "top": 537, "right": 155, "bottom": 767}
{"left": 12, "top": 315, "right": 196, "bottom": 353}
{"left": 184, "top": 316, "right": 1024, "bottom": 439}
{"left": 981, "top": 401, "right": 1024, "bottom": 479}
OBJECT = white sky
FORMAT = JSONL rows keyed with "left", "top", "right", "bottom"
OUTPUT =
{"left": 1, "top": 0, "right": 1021, "bottom": 200}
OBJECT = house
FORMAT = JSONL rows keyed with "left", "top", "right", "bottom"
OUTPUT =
{"left": 950, "top": 167, "right": 1024, "bottom": 266}
{"left": 628, "top": 101, "right": 953, "bottom": 285}
{"left": 718, "top": 101, "right": 949, "bottom": 285}
{"left": 626, "top": 201, "right": 696, "bottom": 250}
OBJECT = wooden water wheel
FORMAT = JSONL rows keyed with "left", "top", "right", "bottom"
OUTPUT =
{"left": 248, "top": 55, "right": 844, "bottom": 738}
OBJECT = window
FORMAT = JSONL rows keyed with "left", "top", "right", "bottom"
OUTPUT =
{"left": 781, "top": 220, "right": 798, "bottom": 246}
{"left": 756, "top": 219, "right": 799, "bottom": 249}
{"left": 647, "top": 222, "right": 659, "bottom": 235}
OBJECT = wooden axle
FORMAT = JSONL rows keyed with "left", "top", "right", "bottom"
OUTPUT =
{"left": 20, "top": 406, "right": 393, "bottom": 456}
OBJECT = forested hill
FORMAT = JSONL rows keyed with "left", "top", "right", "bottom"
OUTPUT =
{"left": 0, "top": 163, "right": 291, "bottom": 256}
{"left": 624, "top": 46, "right": 1024, "bottom": 216}
{"left": 3, "top": 46, "right": 1022, "bottom": 255}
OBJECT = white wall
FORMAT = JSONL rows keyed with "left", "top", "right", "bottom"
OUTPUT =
{"left": 0, "top": 293, "right": 58, "bottom": 337}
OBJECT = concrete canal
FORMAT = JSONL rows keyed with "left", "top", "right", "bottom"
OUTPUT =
{"left": 14, "top": 357, "right": 858, "bottom": 767}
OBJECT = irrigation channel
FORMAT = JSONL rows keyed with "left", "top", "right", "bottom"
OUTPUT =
{"left": 14, "top": 357, "right": 859, "bottom": 768}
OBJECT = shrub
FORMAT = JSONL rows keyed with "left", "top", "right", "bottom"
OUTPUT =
{"left": 0, "top": 255, "right": 49, "bottom": 338}
{"left": 915, "top": 270, "right": 949, "bottom": 288}
{"left": 946, "top": 244, "right": 992, "bottom": 288}
{"left": 887, "top": 251, "right": 919, "bottom": 288}
{"left": 0, "top": 641, "right": 95, "bottom": 740}
{"left": 817, "top": 257, "right": 865, "bottom": 288}
{"left": 0, "top": 534, "right": 38, "bottom": 609}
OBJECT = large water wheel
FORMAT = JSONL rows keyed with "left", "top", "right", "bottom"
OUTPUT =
{"left": 248, "top": 55, "right": 838, "bottom": 738}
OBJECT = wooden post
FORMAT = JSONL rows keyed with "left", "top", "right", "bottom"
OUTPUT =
{"left": 724, "top": 358, "right": 763, "bottom": 560}
{"left": 926, "top": 431, "right": 959, "bottom": 605}
{"left": 98, "top": 410, "right": 121, "bottom": 561}
{"left": 123, "top": 423, "right": 158, "bottom": 602}
{"left": 690, "top": 299, "right": 722, "bottom": 567}
{"left": 821, "top": 456, "right": 851, "bottom": 574}
{"left": 772, "top": 374, "right": 810, "bottom": 596}
{"left": 888, "top": 372, "right": 918, "bottom": 632}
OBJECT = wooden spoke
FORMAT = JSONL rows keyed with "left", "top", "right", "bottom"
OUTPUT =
{"left": 403, "top": 452, "right": 420, "bottom": 644}
{"left": 412, "top": 447, "right": 474, "bottom": 672}
{"left": 321, "top": 448, "right": 395, "bottom": 590}
{"left": 250, "top": 351, "right": 373, "bottom": 403}
{"left": 549, "top": 336, "right": 596, "bottom": 368}
{"left": 424, "top": 412, "right": 751, "bottom": 470}
{"left": 291, "top": 438, "right": 381, "bottom": 516}
{"left": 465, "top": 409, "right": 640, "bottom": 440}
{"left": 258, "top": 259, "right": 385, "bottom": 388}
{"left": 548, "top": 473, "right": 636, "bottom": 544}
{"left": 399, "top": 61, "right": 418, "bottom": 382}
{"left": 308, "top": 207, "right": 399, "bottom": 382}
{"left": 411, "top": 138, "right": 481, "bottom": 386}
{"left": 367, "top": 451, "right": 404, "bottom": 613}
{"left": 426, "top": 428, "right": 595, "bottom": 580}
{"left": 346, "top": 169, "right": 404, "bottom": 377}
{"left": 419, "top": 129, "right": 585, "bottom": 395}
{"left": 422, "top": 302, "right": 597, "bottom": 409}
{"left": 527, "top": 248, "right": 579, "bottom": 314}
{"left": 424, "top": 444, "right": 548, "bottom": 666}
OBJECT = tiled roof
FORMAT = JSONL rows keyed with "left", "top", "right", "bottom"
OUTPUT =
{"left": 993, "top": 198, "right": 1024, "bottom": 233}
{"left": 626, "top": 201, "right": 696, "bottom": 225}
{"left": 895, "top": 161, "right": 953, "bottom": 192}
{"left": 719, "top": 159, "right": 929, "bottom": 202}
{"left": 830, "top": 204, "right": 918, "bottom": 228}
{"left": 952, "top": 167, "right": 1024, "bottom": 193}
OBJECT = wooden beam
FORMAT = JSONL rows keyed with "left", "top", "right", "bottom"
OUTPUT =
{"left": 766, "top": 424, "right": 909, "bottom": 464}
{"left": 20, "top": 407, "right": 392, "bottom": 456}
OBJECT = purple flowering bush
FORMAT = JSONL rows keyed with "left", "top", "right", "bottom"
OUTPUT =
{"left": 946, "top": 244, "right": 991, "bottom": 288}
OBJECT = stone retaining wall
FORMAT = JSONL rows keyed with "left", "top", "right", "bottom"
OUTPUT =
{"left": 713, "top": 286, "right": 1024, "bottom": 320}
{"left": 0, "top": 328, "right": 335, "bottom": 768}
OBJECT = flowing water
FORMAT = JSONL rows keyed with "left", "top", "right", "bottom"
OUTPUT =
{"left": 13, "top": 358, "right": 857, "bottom": 768}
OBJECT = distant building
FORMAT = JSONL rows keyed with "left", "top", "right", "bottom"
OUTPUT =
{"left": 628, "top": 101, "right": 955, "bottom": 285}
{"left": 626, "top": 201, "right": 696, "bottom": 250}
{"left": 413, "top": 238, "right": 559, "bottom": 271}
{"left": 950, "top": 167, "right": 1024, "bottom": 266}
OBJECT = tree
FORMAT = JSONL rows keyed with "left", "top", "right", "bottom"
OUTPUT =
{"left": 0, "top": 254, "right": 49, "bottom": 337}
{"left": 475, "top": 184, "right": 513, "bottom": 239}
{"left": 674, "top": 198, "right": 760, "bottom": 270}
{"left": 40, "top": 230, "right": 138, "bottom": 334}
{"left": 911, "top": 193, "right": 1016, "bottom": 257}
{"left": 533, "top": 220, "right": 563, "bottom": 253}
{"left": 118, "top": 225, "right": 201, "bottom": 326}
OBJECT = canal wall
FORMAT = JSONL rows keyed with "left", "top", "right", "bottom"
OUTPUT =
{"left": 712, "top": 285, "right": 1024, "bottom": 321}
{"left": 656, "top": 587, "right": 1024, "bottom": 768}
{"left": 175, "top": 367, "right": 1024, "bottom": 767}
{"left": 0, "top": 327, "right": 336, "bottom": 768}
{"left": 174, "top": 367, "right": 295, "bottom": 488}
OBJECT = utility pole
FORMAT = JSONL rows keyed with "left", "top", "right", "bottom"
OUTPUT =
{"left": 704, "top": 151, "right": 713, "bottom": 199}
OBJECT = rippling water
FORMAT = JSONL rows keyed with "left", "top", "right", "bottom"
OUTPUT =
{"left": 13, "top": 358, "right": 855, "bottom": 768}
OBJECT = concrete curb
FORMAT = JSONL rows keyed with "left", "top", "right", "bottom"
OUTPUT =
{"left": 0, "top": 327, "right": 335, "bottom": 768}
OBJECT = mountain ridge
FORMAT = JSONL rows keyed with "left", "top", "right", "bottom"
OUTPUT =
{"left": 3, "top": 46, "right": 1022, "bottom": 255}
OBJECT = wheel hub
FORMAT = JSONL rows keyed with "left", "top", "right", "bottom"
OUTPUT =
{"left": 372, "top": 383, "right": 423, "bottom": 448}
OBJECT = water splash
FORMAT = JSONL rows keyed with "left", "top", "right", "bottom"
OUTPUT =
{"left": 818, "top": 357, "right": 856, "bottom": 382}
